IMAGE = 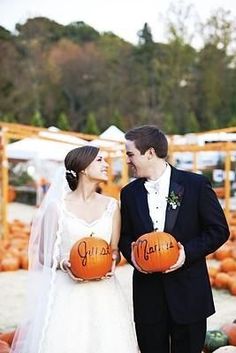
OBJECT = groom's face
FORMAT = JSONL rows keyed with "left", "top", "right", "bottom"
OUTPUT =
{"left": 125, "top": 140, "right": 149, "bottom": 178}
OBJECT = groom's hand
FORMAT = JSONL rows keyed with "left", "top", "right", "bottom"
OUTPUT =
{"left": 131, "top": 242, "right": 149, "bottom": 274}
{"left": 164, "top": 242, "right": 186, "bottom": 273}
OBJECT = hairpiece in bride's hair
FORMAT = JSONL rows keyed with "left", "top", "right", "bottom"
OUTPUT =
{"left": 66, "top": 169, "right": 77, "bottom": 178}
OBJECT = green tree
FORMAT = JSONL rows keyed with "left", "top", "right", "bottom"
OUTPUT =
{"left": 136, "top": 23, "right": 159, "bottom": 123}
{"left": 57, "top": 112, "right": 70, "bottom": 130}
{"left": 31, "top": 110, "right": 44, "bottom": 127}
{"left": 195, "top": 44, "right": 231, "bottom": 130}
{"left": 159, "top": 2, "right": 197, "bottom": 133}
{"left": 200, "top": 8, "right": 235, "bottom": 52}
{"left": 0, "top": 113, "right": 16, "bottom": 122}
{"left": 163, "top": 112, "right": 178, "bottom": 134}
{"left": 226, "top": 115, "right": 236, "bottom": 127}
{"left": 185, "top": 111, "right": 199, "bottom": 132}
{"left": 97, "top": 33, "right": 137, "bottom": 129}
{"left": 0, "top": 26, "right": 12, "bottom": 40}
{"left": 138, "top": 22, "right": 153, "bottom": 45}
{"left": 83, "top": 112, "right": 100, "bottom": 134}
{"left": 195, "top": 9, "right": 236, "bottom": 129}
{"left": 111, "top": 110, "right": 124, "bottom": 130}
{"left": 1, "top": 12, "right": 236, "bottom": 133}
{"left": 16, "top": 17, "right": 64, "bottom": 44}
{"left": 64, "top": 21, "right": 100, "bottom": 43}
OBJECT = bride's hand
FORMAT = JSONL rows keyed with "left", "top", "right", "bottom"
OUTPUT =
{"left": 112, "top": 249, "right": 121, "bottom": 265}
{"left": 59, "top": 259, "right": 85, "bottom": 282}
{"left": 102, "top": 249, "right": 119, "bottom": 279}
{"left": 104, "top": 260, "right": 116, "bottom": 278}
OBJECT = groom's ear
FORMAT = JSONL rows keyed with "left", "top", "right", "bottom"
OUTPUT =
{"left": 146, "top": 147, "right": 156, "bottom": 160}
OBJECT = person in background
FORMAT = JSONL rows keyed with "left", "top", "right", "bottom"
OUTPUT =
{"left": 119, "top": 125, "right": 229, "bottom": 353}
{"left": 36, "top": 177, "right": 50, "bottom": 206}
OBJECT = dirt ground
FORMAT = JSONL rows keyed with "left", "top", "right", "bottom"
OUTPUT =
{"left": 0, "top": 264, "right": 236, "bottom": 332}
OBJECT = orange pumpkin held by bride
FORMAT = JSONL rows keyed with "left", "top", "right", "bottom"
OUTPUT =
{"left": 69, "top": 233, "right": 113, "bottom": 280}
{"left": 133, "top": 231, "right": 179, "bottom": 272}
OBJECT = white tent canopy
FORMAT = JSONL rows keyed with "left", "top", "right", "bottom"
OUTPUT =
{"left": 7, "top": 125, "right": 125, "bottom": 161}
{"left": 99, "top": 125, "right": 125, "bottom": 142}
{"left": 7, "top": 129, "right": 87, "bottom": 161}
{"left": 90, "top": 125, "right": 125, "bottom": 151}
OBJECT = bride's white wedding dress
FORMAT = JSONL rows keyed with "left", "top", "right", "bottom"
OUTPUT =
{"left": 38, "top": 198, "right": 139, "bottom": 353}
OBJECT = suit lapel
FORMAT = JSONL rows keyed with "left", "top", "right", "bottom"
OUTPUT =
{"left": 134, "top": 181, "right": 153, "bottom": 232}
{"left": 164, "top": 168, "right": 184, "bottom": 234}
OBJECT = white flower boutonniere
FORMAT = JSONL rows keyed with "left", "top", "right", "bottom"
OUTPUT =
{"left": 166, "top": 191, "right": 181, "bottom": 210}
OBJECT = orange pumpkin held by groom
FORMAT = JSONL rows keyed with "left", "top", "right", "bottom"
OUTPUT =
{"left": 69, "top": 234, "right": 113, "bottom": 280}
{"left": 133, "top": 231, "right": 179, "bottom": 272}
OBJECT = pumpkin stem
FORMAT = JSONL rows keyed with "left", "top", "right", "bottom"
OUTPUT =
{"left": 90, "top": 232, "right": 94, "bottom": 237}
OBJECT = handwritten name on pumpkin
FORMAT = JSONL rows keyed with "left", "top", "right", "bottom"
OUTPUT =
{"left": 77, "top": 241, "right": 111, "bottom": 266}
{"left": 134, "top": 239, "right": 175, "bottom": 261}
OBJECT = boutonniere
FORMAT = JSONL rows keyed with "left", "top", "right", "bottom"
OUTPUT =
{"left": 166, "top": 191, "right": 181, "bottom": 210}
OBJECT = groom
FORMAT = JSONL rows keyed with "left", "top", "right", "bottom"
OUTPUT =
{"left": 119, "top": 125, "right": 229, "bottom": 353}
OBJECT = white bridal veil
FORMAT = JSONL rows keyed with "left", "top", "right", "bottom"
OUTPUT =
{"left": 11, "top": 167, "right": 69, "bottom": 353}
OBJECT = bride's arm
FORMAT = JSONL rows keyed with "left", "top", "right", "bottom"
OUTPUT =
{"left": 110, "top": 200, "right": 121, "bottom": 265}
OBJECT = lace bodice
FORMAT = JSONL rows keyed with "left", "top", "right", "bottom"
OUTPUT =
{"left": 59, "top": 197, "right": 117, "bottom": 260}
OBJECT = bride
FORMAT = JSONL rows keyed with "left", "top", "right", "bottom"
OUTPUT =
{"left": 11, "top": 145, "right": 139, "bottom": 353}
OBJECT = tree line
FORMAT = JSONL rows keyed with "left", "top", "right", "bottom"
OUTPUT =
{"left": 1, "top": 4, "right": 236, "bottom": 134}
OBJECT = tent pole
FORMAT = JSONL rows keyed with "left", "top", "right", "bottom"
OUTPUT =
{"left": 1, "top": 128, "right": 9, "bottom": 240}
{"left": 224, "top": 148, "right": 231, "bottom": 223}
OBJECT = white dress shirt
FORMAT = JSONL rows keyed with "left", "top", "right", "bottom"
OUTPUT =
{"left": 144, "top": 163, "right": 171, "bottom": 231}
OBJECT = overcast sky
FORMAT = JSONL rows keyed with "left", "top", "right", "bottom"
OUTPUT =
{"left": 0, "top": 0, "right": 236, "bottom": 44}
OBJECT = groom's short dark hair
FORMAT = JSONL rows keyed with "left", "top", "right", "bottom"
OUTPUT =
{"left": 125, "top": 125, "right": 168, "bottom": 158}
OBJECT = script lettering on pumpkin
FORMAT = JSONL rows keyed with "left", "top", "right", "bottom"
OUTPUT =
{"left": 134, "top": 239, "right": 175, "bottom": 261}
{"left": 77, "top": 241, "right": 111, "bottom": 266}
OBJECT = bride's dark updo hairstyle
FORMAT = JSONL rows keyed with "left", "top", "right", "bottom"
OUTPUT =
{"left": 64, "top": 145, "right": 99, "bottom": 191}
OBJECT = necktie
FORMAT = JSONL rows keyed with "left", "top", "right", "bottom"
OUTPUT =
{"left": 144, "top": 180, "right": 159, "bottom": 194}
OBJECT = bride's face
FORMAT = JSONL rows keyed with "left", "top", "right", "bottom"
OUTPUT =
{"left": 85, "top": 153, "right": 109, "bottom": 182}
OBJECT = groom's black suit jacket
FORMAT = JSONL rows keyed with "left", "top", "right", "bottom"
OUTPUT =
{"left": 119, "top": 166, "right": 229, "bottom": 325}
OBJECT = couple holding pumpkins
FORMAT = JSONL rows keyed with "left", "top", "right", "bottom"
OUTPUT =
{"left": 11, "top": 125, "right": 229, "bottom": 353}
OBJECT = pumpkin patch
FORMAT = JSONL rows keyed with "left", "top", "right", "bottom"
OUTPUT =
{"left": 0, "top": 220, "right": 30, "bottom": 272}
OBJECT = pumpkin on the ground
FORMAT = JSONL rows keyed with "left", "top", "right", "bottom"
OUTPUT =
{"left": 0, "top": 330, "right": 15, "bottom": 346}
{"left": 1, "top": 256, "right": 20, "bottom": 271}
{"left": 208, "top": 266, "right": 218, "bottom": 278}
{"left": 215, "top": 245, "right": 232, "bottom": 261}
{"left": 19, "top": 251, "right": 28, "bottom": 270}
{"left": 221, "top": 322, "right": 236, "bottom": 346}
{"left": 229, "top": 280, "right": 236, "bottom": 296}
{"left": 0, "top": 340, "right": 10, "bottom": 353}
{"left": 204, "top": 330, "right": 228, "bottom": 353}
{"left": 69, "top": 234, "right": 112, "bottom": 280}
{"left": 214, "top": 272, "right": 231, "bottom": 289}
{"left": 220, "top": 258, "right": 236, "bottom": 272}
